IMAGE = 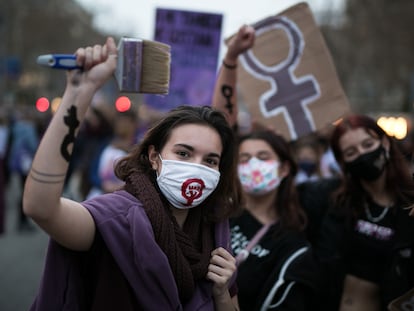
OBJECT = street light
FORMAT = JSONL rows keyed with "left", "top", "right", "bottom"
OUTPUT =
{"left": 377, "top": 116, "right": 408, "bottom": 140}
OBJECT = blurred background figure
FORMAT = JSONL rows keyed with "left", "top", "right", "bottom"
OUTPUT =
{"left": 7, "top": 104, "right": 39, "bottom": 232}
{"left": 86, "top": 109, "right": 139, "bottom": 198}
{"left": 0, "top": 109, "right": 11, "bottom": 235}
{"left": 317, "top": 124, "right": 342, "bottom": 179}
{"left": 292, "top": 134, "right": 323, "bottom": 185}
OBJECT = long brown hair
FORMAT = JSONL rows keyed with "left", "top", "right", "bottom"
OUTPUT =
{"left": 238, "top": 130, "right": 307, "bottom": 232}
{"left": 114, "top": 105, "right": 242, "bottom": 220}
{"left": 330, "top": 114, "right": 414, "bottom": 216}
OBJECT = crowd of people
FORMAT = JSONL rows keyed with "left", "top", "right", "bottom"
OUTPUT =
{"left": 211, "top": 24, "right": 414, "bottom": 310}
{"left": 0, "top": 19, "right": 413, "bottom": 311}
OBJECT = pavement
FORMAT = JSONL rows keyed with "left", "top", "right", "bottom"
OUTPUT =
{"left": 0, "top": 174, "right": 49, "bottom": 311}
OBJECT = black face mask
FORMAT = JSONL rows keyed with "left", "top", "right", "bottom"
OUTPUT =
{"left": 298, "top": 160, "right": 317, "bottom": 177}
{"left": 344, "top": 146, "right": 387, "bottom": 181}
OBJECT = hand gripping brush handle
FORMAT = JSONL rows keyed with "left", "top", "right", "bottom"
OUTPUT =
{"left": 36, "top": 37, "right": 171, "bottom": 94}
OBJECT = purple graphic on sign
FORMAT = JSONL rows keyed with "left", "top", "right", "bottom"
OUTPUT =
{"left": 240, "top": 16, "right": 321, "bottom": 140}
{"left": 145, "top": 8, "right": 223, "bottom": 111}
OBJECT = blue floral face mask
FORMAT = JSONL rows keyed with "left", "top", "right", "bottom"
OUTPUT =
{"left": 238, "top": 157, "right": 281, "bottom": 195}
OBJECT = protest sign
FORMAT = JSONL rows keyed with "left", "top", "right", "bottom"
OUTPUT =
{"left": 233, "top": 2, "right": 350, "bottom": 140}
{"left": 145, "top": 8, "right": 223, "bottom": 111}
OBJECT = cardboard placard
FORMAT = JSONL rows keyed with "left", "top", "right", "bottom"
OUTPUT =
{"left": 232, "top": 2, "right": 350, "bottom": 141}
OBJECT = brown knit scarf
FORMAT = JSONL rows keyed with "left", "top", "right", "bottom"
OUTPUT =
{"left": 124, "top": 171, "right": 214, "bottom": 302}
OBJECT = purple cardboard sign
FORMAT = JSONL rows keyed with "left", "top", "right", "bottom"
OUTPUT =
{"left": 144, "top": 8, "right": 223, "bottom": 111}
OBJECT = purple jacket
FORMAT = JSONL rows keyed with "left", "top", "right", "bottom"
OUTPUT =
{"left": 30, "top": 190, "right": 236, "bottom": 310}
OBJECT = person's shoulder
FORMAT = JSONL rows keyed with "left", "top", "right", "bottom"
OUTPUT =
{"left": 101, "top": 144, "right": 127, "bottom": 158}
{"left": 229, "top": 210, "right": 256, "bottom": 230}
{"left": 271, "top": 231, "right": 317, "bottom": 279}
{"left": 395, "top": 205, "right": 414, "bottom": 233}
{"left": 297, "top": 177, "right": 340, "bottom": 203}
{"left": 297, "top": 177, "right": 341, "bottom": 193}
{"left": 278, "top": 229, "right": 311, "bottom": 247}
{"left": 85, "top": 189, "right": 139, "bottom": 204}
{"left": 82, "top": 190, "right": 145, "bottom": 220}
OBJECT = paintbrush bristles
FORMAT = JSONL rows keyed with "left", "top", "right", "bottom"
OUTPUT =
{"left": 141, "top": 40, "right": 171, "bottom": 94}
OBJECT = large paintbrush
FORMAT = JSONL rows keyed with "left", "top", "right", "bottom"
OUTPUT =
{"left": 36, "top": 37, "right": 171, "bottom": 94}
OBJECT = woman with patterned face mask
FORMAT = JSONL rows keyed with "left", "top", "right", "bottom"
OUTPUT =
{"left": 211, "top": 24, "right": 320, "bottom": 310}
{"left": 315, "top": 114, "right": 414, "bottom": 311}
{"left": 229, "top": 130, "right": 320, "bottom": 310}
{"left": 22, "top": 37, "right": 242, "bottom": 310}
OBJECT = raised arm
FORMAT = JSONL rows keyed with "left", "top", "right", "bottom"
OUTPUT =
{"left": 23, "top": 37, "right": 118, "bottom": 251}
{"left": 212, "top": 25, "right": 255, "bottom": 128}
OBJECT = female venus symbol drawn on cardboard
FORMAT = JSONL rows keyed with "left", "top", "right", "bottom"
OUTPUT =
{"left": 234, "top": 2, "right": 350, "bottom": 141}
{"left": 240, "top": 16, "right": 320, "bottom": 139}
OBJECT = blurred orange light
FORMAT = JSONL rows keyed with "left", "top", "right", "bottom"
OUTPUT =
{"left": 377, "top": 116, "right": 408, "bottom": 140}
{"left": 115, "top": 96, "right": 131, "bottom": 112}
{"left": 51, "top": 97, "right": 62, "bottom": 113}
{"left": 36, "top": 97, "right": 50, "bottom": 112}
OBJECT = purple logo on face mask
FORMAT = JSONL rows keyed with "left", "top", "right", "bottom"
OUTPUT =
{"left": 181, "top": 178, "right": 205, "bottom": 206}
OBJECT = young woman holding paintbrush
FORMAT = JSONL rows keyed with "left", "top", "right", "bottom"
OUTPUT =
{"left": 24, "top": 37, "right": 241, "bottom": 310}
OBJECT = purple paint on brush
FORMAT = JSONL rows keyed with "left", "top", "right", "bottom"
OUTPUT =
{"left": 116, "top": 38, "right": 143, "bottom": 93}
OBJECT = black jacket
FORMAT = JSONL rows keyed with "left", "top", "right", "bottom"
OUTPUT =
{"left": 230, "top": 211, "right": 320, "bottom": 310}
{"left": 315, "top": 198, "right": 414, "bottom": 310}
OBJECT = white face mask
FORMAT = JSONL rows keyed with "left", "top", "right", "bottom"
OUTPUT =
{"left": 156, "top": 156, "right": 221, "bottom": 209}
{"left": 238, "top": 157, "right": 281, "bottom": 195}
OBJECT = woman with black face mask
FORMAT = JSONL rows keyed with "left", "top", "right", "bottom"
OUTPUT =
{"left": 314, "top": 114, "right": 414, "bottom": 311}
